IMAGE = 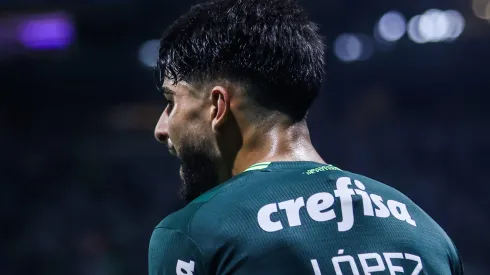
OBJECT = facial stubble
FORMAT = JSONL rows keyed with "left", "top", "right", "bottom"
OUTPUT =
{"left": 177, "top": 135, "right": 220, "bottom": 203}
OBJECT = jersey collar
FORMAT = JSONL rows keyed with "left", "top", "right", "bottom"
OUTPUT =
{"left": 243, "top": 162, "right": 272, "bottom": 172}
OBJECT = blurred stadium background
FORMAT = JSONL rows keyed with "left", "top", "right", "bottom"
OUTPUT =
{"left": 1, "top": 0, "right": 489, "bottom": 274}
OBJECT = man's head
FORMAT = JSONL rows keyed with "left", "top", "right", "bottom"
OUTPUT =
{"left": 154, "top": 0, "right": 325, "bottom": 202}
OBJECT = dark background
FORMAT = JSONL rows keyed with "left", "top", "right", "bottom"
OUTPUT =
{"left": 1, "top": 0, "right": 489, "bottom": 274}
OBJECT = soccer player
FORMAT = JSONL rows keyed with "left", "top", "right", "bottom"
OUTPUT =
{"left": 149, "top": 0, "right": 464, "bottom": 274}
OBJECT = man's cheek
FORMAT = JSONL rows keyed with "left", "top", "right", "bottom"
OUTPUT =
{"left": 167, "top": 123, "right": 180, "bottom": 148}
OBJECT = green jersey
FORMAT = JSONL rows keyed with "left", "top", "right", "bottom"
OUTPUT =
{"left": 149, "top": 161, "right": 463, "bottom": 275}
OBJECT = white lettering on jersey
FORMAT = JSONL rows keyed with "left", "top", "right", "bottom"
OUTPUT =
{"left": 257, "top": 203, "right": 283, "bottom": 232}
{"left": 404, "top": 253, "right": 423, "bottom": 275}
{"left": 354, "top": 180, "right": 375, "bottom": 216}
{"left": 312, "top": 250, "right": 424, "bottom": 275}
{"left": 310, "top": 259, "right": 322, "bottom": 275}
{"left": 306, "top": 192, "right": 336, "bottom": 222}
{"left": 383, "top": 253, "right": 405, "bottom": 275}
{"left": 370, "top": 194, "right": 391, "bottom": 218}
{"left": 334, "top": 177, "right": 356, "bottom": 232}
{"left": 358, "top": 252, "right": 386, "bottom": 274}
{"left": 176, "top": 259, "right": 195, "bottom": 275}
{"left": 257, "top": 177, "right": 416, "bottom": 232}
{"left": 387, "top": 200, "right": 417, "bottom": 226}
{"left": 278, "top": 197, "right": 305, "bottom": 227}
{"left": 332, "top": 249, "right": 361, "bottom": 275}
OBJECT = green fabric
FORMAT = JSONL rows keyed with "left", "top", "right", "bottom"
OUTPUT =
{"left": 149, "top": 161, "right": 463, "bottom": 274}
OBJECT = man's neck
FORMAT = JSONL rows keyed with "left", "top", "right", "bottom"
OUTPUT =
{"left": 231, "top": 121, "right": 326, "bottom": 176}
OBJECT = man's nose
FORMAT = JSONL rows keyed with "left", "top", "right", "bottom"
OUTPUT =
{"left": 154, "top": 112, "right": 169, "bottom": 143}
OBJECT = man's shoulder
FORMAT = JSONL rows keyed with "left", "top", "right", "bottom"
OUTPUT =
{"left": 155, "top": 173, "right": 254, "bottom": 236}
{"left": 155, "top": 202, "right": 206, "bottom": 234}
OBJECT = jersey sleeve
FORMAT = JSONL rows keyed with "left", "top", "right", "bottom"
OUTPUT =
{"left": 148, "top": 227, "right": 206, "bottom": 275}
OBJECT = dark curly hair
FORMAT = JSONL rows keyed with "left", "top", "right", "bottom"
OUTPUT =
{"left": 156, "top": 0, "right": 325, "bottom": 121}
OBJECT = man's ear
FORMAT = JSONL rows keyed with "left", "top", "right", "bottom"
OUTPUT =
{"left": 210, "top": 86, "right": 230, "bottom": 132}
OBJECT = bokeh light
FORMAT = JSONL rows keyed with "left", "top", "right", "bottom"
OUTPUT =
{"left": 444, "top": 10, "right": 465, "bottom": 42}
{"left": 377, "top": 11, "right": 406, "bottom": 42}
{"left": 407, "top": 15, "right": 427, "bottom": 44}
{"left": 418, "top": 9, "right": 450, "bottom": 42}
{"left": 472, "top": 0, "right": 490, "bottom": 20}
{"left": 18, "top": 14, "right": 74, "bottom": 50}
{"left": 138, "top": 39, "right": 160, "bottom": 68}
{"left": 356, "top": 34, "right": 375, "bottom": 61}
{"left": 334, "top": 34, "right": 363, "bottom": 63}
{"left": 407, "top": 10, "right": 465, "bottom": 44}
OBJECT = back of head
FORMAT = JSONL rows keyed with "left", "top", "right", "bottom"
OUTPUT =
{"left": 157, "top": 0, "right": 325, "bottom": 121}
